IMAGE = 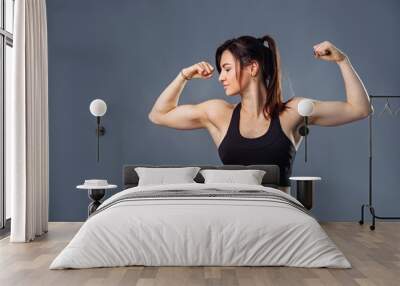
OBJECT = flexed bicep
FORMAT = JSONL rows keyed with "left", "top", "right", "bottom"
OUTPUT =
{"left": 149, "top": 102, "right": 209, "bottom": 130}
{"left": 294, "top": 97, "right": 371, "bottom": 127}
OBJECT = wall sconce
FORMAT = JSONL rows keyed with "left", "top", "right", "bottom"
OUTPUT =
{"left": 297, "top": 99, "right": 314, "bottom": 162}
{"left": 89, "top": 99, "right": 107, "bottom": 162}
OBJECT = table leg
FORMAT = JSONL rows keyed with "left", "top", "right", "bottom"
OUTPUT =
{"left": 88, "top": 189, "right": 105, "bottom": 216}
{"left": 296, "top": 181, "right": 314, "bottom": 210}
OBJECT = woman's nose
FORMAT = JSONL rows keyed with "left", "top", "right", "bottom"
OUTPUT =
{"left": 218, "top": 73, "right": 224, "bottom": 82}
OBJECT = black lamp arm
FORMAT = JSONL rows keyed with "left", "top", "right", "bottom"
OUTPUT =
{"left": 96, "top": 116, "right": 106, "bottom": 136}
{"left": 95, "top": 116, "right": 106, "bottom": 163}
{"left": 298, "top": 116, "right": 310, "bottom": 162}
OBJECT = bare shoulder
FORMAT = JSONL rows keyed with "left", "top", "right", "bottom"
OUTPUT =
{"left": 282, "top": 96, "right": 307, "bottom": 128}
{"left": 279, "top": 97, "right": 308, "bottom": 149}
{"left": 200, "top": 99, "right": 234, "bottom": 111}
{"left": 285, "top": 96, "right": 304, "bottom": 110}
{"left": 201, "top": 99, "right": 234, "bottom": 119}
{"left": 198, "top": 99, "right": 235, "bottom": 131}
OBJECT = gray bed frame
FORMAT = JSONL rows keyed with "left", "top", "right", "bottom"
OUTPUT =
{"left": 123, "top": 164, "right": 281, "bottom": 189}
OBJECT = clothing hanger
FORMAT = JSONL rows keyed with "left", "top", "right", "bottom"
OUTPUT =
{"left": 394, "top": 105, "right": 400, "bottom": 116}
{"left": 379, "top": 97, "right": 393, "bottom": 117}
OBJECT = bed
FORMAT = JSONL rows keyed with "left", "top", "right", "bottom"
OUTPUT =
{"left": 49, "top": 164, "right": 351, "bottom": 269}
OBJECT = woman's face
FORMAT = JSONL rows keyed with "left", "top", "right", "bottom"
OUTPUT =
{"left": 218, "top": 50, "right": 252, "bottom": 96}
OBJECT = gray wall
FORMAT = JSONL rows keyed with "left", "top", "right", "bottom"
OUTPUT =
{"left": 47, "top": 0, "right": 400, "bottom": 222}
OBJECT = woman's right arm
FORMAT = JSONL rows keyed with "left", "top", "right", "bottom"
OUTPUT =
{"left": 148, "top": 62, "right": 215, "bottom": 130}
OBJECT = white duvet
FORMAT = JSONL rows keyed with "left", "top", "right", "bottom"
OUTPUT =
{"left": 50, "top": 183, "right": 351, "bottom": 269}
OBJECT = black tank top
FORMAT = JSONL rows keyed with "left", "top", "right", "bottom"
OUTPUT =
{"left": 218, "top": 102, "right": 296, "bottom": 186}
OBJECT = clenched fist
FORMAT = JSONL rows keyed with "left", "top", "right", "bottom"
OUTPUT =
{"left": 181, "top": 61, "right": 214, "bottom": 80}
{"left": 313, "top": 41, "right": 347, "bottom": 63}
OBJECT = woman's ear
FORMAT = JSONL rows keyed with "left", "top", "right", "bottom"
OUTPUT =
{"left": 250, "top": 60, "right": 260, "bottom": 77}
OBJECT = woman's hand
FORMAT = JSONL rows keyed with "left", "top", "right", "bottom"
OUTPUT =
{"left": 313, "top": 41, "right": 347, "bottom": 63}
{"left": 181, "top": 61, "right": 214, "bottom": 80}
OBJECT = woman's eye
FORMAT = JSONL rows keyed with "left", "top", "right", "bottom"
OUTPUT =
{"left": 225, "top": 69, "right": 230, "bottom": 72}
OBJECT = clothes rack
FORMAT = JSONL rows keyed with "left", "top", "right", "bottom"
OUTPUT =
{"left": 359, "top": 95, "right": 400, "bottom": 230}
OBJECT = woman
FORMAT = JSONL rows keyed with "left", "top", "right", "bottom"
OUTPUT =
{"left": 148, "top": 35, "right": 372, "bottom": 194}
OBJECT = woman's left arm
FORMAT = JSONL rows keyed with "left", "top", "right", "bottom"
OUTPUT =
{"left": 296, "top": 41, "right": 373, "bottom": 127}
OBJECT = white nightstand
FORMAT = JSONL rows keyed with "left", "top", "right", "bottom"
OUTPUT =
{"left": 77, "top": 180, "right": 117, "bottom": 216}
{"left": 289, "top": 176, "right": 321, "bottom": 210}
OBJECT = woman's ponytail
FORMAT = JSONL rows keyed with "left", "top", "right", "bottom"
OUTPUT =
{"left": 258, "top": 35, "right": 283, "bottom": 118}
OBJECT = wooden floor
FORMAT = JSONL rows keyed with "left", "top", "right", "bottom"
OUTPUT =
{"left": 0, "top": 222, "right": 399, "bottom": 286}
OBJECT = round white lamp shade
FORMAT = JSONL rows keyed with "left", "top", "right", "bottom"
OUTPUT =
{"left": 297, "top": 99, "right": 314, "bottom": 117}
{"left": 90, "top": 99, "right": 107, "bottom": 117}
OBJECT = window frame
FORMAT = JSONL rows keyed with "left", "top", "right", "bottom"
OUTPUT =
{"left": 0, "top": 0, "right": 14, "bottom": 231}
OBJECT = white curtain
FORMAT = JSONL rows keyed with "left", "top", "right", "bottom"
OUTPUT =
{"left": 8, "top": 0, "right": 49, "bottom": 242}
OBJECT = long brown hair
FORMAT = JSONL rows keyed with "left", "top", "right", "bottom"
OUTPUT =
{"left": 215, "top": 35, "right": 293, "bottom": 119}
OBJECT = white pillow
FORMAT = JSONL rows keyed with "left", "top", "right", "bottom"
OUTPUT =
{"left": 135, "top": 167, "right": 201, "bottom": 186}
{"left": 200, "top": 169, "right": 266, "bottom": 185}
